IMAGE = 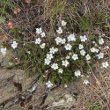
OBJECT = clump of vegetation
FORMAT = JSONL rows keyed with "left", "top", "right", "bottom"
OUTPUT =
{"left": 1, "top": 20, "right": 109, "bottom": 88}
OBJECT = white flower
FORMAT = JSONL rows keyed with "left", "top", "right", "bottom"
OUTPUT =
{"left": 69, "top": 52, "right": 72, "bottom": 55}
{"left": 51, "top": 63, "right": 58, "bottom": 70}
{"left": 72, "top": 54, "right": 78, "bottom": 60}
{"left": 56, "top": 27, "right": 63, "bottom": 34}
{"left": 66, "top": 55, "right": 70, "bottom": 59}
{"left": 44, "top": 58, "right": 51, "bottom": 65}
{"left": 80, "top": 35, "right": 87, "bottom": 42}
{"left": 41, "top": 32, "right": 45, "bottom": 38}
{"left": 46, "top": 53, "right": 54, "bottom": 60}
{"left": 80, "top": 49, "right": 86, "bottom": 56}
{"left": 0, "top": 47, "right": 7, "bottom": 56}
{"left": 74, "top": 70, "right": 81, "bottom": 77}
{"left": 40, "top": 43, "right": 45, "bottom": 49}
{"left": 11, "top": 41, "right": 18, "bottom": 49}
{"left": 97, "top": 52, "right": 104, "bottom": 59}
{"left": 90, "top": 47, "right": 96, "bottom": 53}
{"left": 27, "top": 51, "right": 30, "bottom": 54}
{"left": 93, "top": 41, "right": 96, "bottom": 44}
{"left": 58, "top": 68, "right": 63, "bottom": 73}
{"left": 101, "top": 61, "right": 109, "bottom": 68}
{"left": 35, "top": 38, "right": 41, "bottom": 44}
{"left": 99, "top": 38, "right": 104, "bottom": 45}
{"left": 36, "top": 27, "right": 42, "bottom": 34}
{"left": 55, "top": 37, "right": 66, "bottom": 45}
{"left": 55, "top": 37, "right": 62, "bottom": 45}
{"left": 83, "top": 79, "right": 89, "bottom": 85}
{"left": 49, "top": 47, "right": 58, "bottom": 54}
{"left": 95, "top": 48, "right": 99, "bottom": 53}
{"left": 64, "top": 84, "right": 68, "bottom": 88}
{"left": 64, "top": 44, "right": 72, "bottom": 50}
{"left": 79, "top": 44, "right": 84, "bottom": 50}
{"left": 62, "top": 60, "right": 69, "bottom": 67}
{"left": 67, "top": 33, "right": 76, "bottom": 42}
{"left": 61, "top": 38, "right": 66, "bottom": 44}
{"left": 90, "top": 47, "right": 99, "bottom": 53}
{"left": 85, "top": 54, "right": 91, "bottom": 60}
{"left": 46, "top": 81, "right": 53, "bottom": 88}
{"left": 61, "top": 20, "right": 67, "bottom": 26}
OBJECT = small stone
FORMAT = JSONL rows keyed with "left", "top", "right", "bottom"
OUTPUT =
{"left": 52, "top": 99, "right": 65, "bottom": 106}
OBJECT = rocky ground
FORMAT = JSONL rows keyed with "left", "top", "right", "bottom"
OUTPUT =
{"left": 0, "top": 55, "right": 110, "bottom": 110}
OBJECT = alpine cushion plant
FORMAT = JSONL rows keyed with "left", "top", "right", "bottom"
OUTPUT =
{"left": 1, "top": 20, "right": 109, "bottom": 88}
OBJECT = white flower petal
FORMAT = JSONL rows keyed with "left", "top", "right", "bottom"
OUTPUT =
{"left": 11, "top": 41, "right": 18, "bottom": 49}
{"left": 99, "top": 38, "right": 104, "bottom": 45}
{"left": 41, "top": 32, "right": 45, "bottom": 38}
{"left": 83, "top": 79, "right": 89, "bottom": 85}
{"left": 61, "top": 20, "right": 67, "bottom": 26}
{"left": 40, "top": 43, "right": 46, "bottom": 49}
{"left": 85, "top": 54, "right": 91, "bottom": 61}
{"left": 67, "top": 33, "right": 76, "bottom": 42}
{"left": 62, "top": 60, "right": 69, "bottom": 67}
{"left": 51, "top": 63, "right": 59, "bottom": 70}
{"left": 64, "top": 44, "right": 72, "bottom": 51}
{"left": 72, "top": 54, "right": 78, "bottom": 60}
{"left": 0, "top": 47, "right": 7, "bottom": 56}
{"left": 36, "top": 27, "right": 42, "bottom": 34}
{"left": 102, "top": 61, "right": 109, "bottom": 68}
{"left": 56, "top": 27, "right": 63, "bottom": 34}
{"left": 46, "top": 81, "right": 53, "bottom": 88}
{"left": 80, "top": 35, "right": 87, "bottom": 42}
{"left": 35, "top": 38, "right": 41, "bottom": 44}
{"left": 74, "top": 70, "right": 81, "bottom": 77}
{"left": 58, "top": 68, "right": 63, "bottom": 73}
